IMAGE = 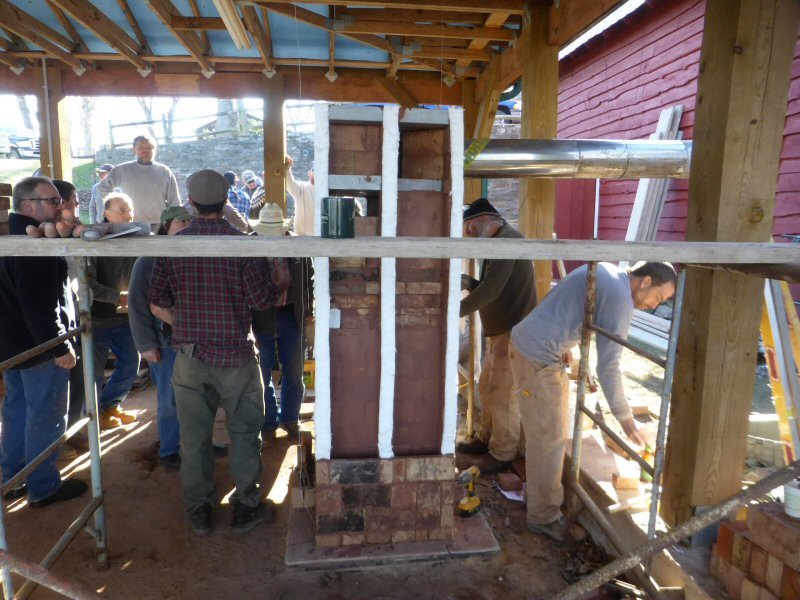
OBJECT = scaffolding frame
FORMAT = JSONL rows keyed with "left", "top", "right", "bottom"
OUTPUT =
{"left": 0, "top": 257, "right": 108, "bottom": 600}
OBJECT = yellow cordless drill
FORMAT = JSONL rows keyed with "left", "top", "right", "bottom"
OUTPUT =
{"left": 457, "top": 465, "right": 481, "bottom": 517}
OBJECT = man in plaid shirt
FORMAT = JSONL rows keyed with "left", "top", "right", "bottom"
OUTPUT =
{"left": 149, "top": 169, "right": 279, "bottom": 536}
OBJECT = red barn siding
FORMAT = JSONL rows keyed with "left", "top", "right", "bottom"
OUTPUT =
{"left": 555, "top": 0, "right": 800, "bottom": 247}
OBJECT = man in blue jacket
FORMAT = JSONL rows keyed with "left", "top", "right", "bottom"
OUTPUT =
{"left": 0, "top": 177, "right": 88, "bottom": 507}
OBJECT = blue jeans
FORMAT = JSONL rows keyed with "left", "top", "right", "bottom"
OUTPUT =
{"left": 1, "top": 360, "right": 68, "bottom": 502}
{"left": 149, "top": 346, "right": 180, "bottom": 458}
{"left": 256, "top": 307, "right": 305, "bottom": 431}
{"left": 92, "top": 322, "right": 140, "bottom": 411}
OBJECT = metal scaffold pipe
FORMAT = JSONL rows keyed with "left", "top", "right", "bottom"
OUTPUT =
{"left": 464, "top": 139, "right": 692, "bottom": 179}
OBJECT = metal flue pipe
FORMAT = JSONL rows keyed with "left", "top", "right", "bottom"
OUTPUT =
{"left": 464, "top": 139, "right": 692, "bottom": 179}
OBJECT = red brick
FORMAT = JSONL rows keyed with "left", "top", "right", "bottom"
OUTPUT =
{"left": 352, "top": 150, "right": 381, "bottom": 175}
{"left": 726, "top": 565, "right": 746, "bottom": 599}
{"left": 397, "top": 314, "right": 430, "bottom": 327}
{"left": 365, "top": 530, "right": 392, "bottom": 544}
{"left": 397, "top": 294, "right": 442, "bottom": 310}
{"left": 391, "top": 530, "right": 416, "bottom": 543}
{"left": 331, "top": 257, "right": 366, "bottom": 269}
{"left": 430, "top": 456, "right": 455, "bottom": 481}
{"left": 393, "top": 458, "right": 406, "bottom": 482}
{"left": 330, "top": 150, "right": 355, "bottom": 175}
{"left": 782, "top": 566, "right": 800, "bottom": 600}
{"left": 365, "top": 282, "right": 380, "bottom": 295}
{"left": 333, "top": 295, "right": 379, "bottom": 309}
{"left": 741, "top": 578, "right": 762, "bottom": 600}
{"left": 379, "top": 460, "right": 393, "bottom": 484}
{"left": 766, "top": 554, "right": 784, "bottom": 596}
{"left": 732, "top": 531, "right": 753, "bottom": 570}
{"left": 498, "top": 473, "right": 524, "bottom": 492}
{"left": 718, "top": 521, "right": 747, "bottom": 563}
{"left": 391, "top": 483, "right": 417, "bottom": 509}
{"left": 718, "top": 557, "right": 732, "bottom": 588}
{"left": 316, "top": 461, "right": 330, "bottom": 486}
{"left": 440, "top": 505, "right": 455, "bottom": 529}
{"left": 330, "top": 124, "right": 381, "bottom": 152}
{"left": 0, "top": 223, "right": 8, "bottom": 236}
{"left": 415, "top": 529, "right": 429, "bottom": 541}
{"left": 316, "top": 533, "right": 342, "bottom": 548}
{"left": 330, "top": 274, "right": 366, "bottom": 295}
{"left": 365, "top": 507, "right": 415, "bottom": 533}
{"left": 750, "top": 544, "right": 769, "bottom": 586}
{"left": 314, "top": 484, "right": 343, "bottom": 517}
{"left": 355, "top": 216, "right": 379, "bottom": 237}
{"left": 341, "top": 532, "right": 365, "bottom": 546}
{"left": 395, "top": 282, "right": 406, "bottom": 294}
{"left": 440, "top": 482, "right": 457, "bottom": 505}
{"left": 428, "top": 528, "right": 447, "bottom": 541}
{"left": 710, "top": 544, "right": 720, "bottom": 579}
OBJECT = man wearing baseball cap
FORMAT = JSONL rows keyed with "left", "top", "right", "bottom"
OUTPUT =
{"left": 148, "top": 170, "right": 280, "bottom": 536}
{"left": 89, "top": 163, "right": 114, "bottom": 224}
{"left": 457, "top": 198, "right": 536, "bottom": 474}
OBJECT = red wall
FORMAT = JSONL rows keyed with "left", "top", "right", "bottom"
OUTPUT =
{"left": 555, "top": 0, "right": 800, "bottom": 245}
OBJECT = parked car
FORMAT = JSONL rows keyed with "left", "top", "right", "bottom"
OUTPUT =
{"left": 0, "top": 126, "right": 39, "bottom": 159}
{"left": 0, "top": 132, "right": 10, "bottom": 157}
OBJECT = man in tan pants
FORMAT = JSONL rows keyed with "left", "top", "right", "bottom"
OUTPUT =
{"left": 457, "top": 198, "right": 536, "bottom": 473}
{"left": 510, "top": 261, "right": 676, "bottom": 542}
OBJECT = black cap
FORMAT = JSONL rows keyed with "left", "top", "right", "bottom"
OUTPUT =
{"left": 463, "top": 197, "right": 500, "bottom": 222}
{"left": 223, "top": 171, "right": 236, "bottom": 186}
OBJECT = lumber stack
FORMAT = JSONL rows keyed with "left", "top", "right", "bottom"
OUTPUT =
{"left": 0, "top": 182, "right": 10, "bottom": 236}
{"left": 710, "top": 503, "right": 800, "bottom": 599}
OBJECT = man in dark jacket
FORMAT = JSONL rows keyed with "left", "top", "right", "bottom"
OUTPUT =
{"left": 0, "top": 177, "right": 88, "bottom": 507}
{"left": 457, "top": 198, "right": 537, "bottom": 473}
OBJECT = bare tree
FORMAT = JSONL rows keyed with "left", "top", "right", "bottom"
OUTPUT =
{"left": 17, "top": 96, "right": 33, "bottom": 131}
{"left": 216, "top": 98, "right": 235, "bottom": 136}
{"left": 79, "top": 97, "right": 95, "bottom": 156}
{"left": 163, "top": 97, "right": 180, "bottom": 144}
{"left": 136, "top": 97, "right": 157, "bottom": 139}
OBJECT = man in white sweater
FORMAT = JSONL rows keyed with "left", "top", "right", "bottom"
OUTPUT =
{"left": 284, "top": 155, "right": 314, "bottom": 236}
{"left": 97, "top": 135, "right": 180, "bottom": 225}
{"left": 510, "top": 261, "right": 677, "bottom": 542}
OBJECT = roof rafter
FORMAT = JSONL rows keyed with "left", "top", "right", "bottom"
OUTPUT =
{"left": 332, "top": 20, "right": 514, "bottom": 41}
{"left": 260, "top": 2, "right": 460, "bottom": 76}
{"left": 250, "top": 0, "right": 525, "bottom": 15}
{"left": 327, "top": 5, "right": 337, "bottom": 82}
{"left": 171, "top": 16, "right": 226, "bottom": 30}
{"left": 117, "top": 0, "right": 153, "bottom": 55}
{"left": 457, "top": 11, "right": 511, "bottom": 68}
{"left": 48, "top": 0, "right": 151, "bottom": 75}
{"left": 188, "top": 0, "right": 211, "bottom": 55}
{"left": 0, "top": 0, "right": 75, "bottom": 51}
{"left": 241, "top": 5, "right": 276, "bottom": 77}
{"left": 145, "top": 0, "right": 215, "bottom": 78}
{"left": 0, "top": 14, "right": 85, "bottom": 74}
{"left": 45, "top": 0, "right": 88, "bottom": 53}
{"left": 340, "top": 8, "right": 494, "bottom": 25}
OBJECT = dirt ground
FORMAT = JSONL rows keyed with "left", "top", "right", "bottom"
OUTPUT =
{"left": 2, "top": 345, "right": 772, "bottom": 600}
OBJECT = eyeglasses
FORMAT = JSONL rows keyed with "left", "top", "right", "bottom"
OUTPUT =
{"left": 24, "top": 197, "right": 63, "bottom": 207}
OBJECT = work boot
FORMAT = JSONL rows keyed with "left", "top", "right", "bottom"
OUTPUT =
{"left": 104, "top": 405, "right": 137, "bottom": 425}
{"left": 471, "top": 452, "right": 511, "bottom": 475}
{"left": 29, "top": 478, "right": 88, "bottom": 509}
{"left": 188, "top": 504, "right": 213, "bottom": 537}
{"left": 281, "top": 422, "right": 301, "bottom": 437}
{"left": 232, "top": 500, "right": 276, "bottom": 534}
{"left": 67, "top": 432, "right": 90, "bottom": 453}
{"left": 2, "top": 483, "right": 26, "bottom": 501}
{"left": 456, "top": 437, "right": 489, "bottom": 455}
{"left": 98, "top": 412, "right": 122, "bottom": 430}
{"left": 527, "top": 516, "right": 568, "bottom": 543}
{"left": 159, "top": 454, "right": 181, "bottom": 472}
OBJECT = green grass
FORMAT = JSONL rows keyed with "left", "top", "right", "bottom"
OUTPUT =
{"left": 0, "top": 157, "right": 96, "bottom": 191}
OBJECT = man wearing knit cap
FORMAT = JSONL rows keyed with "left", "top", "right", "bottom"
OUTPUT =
{"left": 149, "top": 169, "right": 280, "bottom": 537}
{"left": 457, "top": 198, "right": 536, "bottom": 474}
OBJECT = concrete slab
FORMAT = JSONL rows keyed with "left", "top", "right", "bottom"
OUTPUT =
{"left": 285, "top": 506, "right": 498, "bottom": 569}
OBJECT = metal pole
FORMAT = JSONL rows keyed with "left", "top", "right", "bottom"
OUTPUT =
{"left": 579, "top": 405, "right": 653, "bottom": 476}
{"left": 588, "top": 323, "right": 666, "bottom": 368}
{"left": 555, "top": 460, "right": 800, "bottom": 600}
{"left": 0, "top": 504, "right": 14, "bottom": 598}
{"left": 0, "top": 549, "right": 103, "bottom": 600}
{"left": 466, "top": 258, "right": 478, "bottom": 438}
{"left": 647, "top": 271, "right": 686, "bottom": 542}
{"left": 0, "top": 327, "right": 85, "bottom": 373}
{"left": 76, "top": 258, "right": 108, "bottom": 570}
{"left": 569, "top": 262, "right": 597, "bottom": 515}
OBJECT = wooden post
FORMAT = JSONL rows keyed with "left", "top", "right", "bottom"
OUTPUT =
{"left": 661, "top": 0, "right": 800, "bottom": 526}
{"left": 35, "top": 65, "right": 71, "bottom": 180}
{"left": 462, "top": 78, "right": 483, "bottom": 204}
{"left": 263, "top": 73, "right": 286, "bottom": 216}
{"left": 519, "top": 1, "right": 558, "bottom": 301}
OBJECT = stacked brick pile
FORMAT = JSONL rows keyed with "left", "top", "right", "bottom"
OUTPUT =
{"left": 314, "top": 456, "right": 459, "bottom": 548}
{"left": 329, "top": 123, "right": 382, "bottom": 176}
{"left": 0, "top": 182, "right": 10, "bottom": 235}
{"left": 711, "top": 503, "right": 800, "bottom": 599}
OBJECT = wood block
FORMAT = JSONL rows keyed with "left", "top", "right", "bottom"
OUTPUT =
{"left": 497, "top": 473, "right": 523, "bottom": 492}
{"left": 0, "top": 223, "right": 8, "bottom": 236}
{"left": 746, "top": 502, "right": 800, "bottom": 570}
{"left": 741, "top": 578, "right": 763, "bottom": 600}
{"left": 0, "top": 209, "right": 7, "bottom": 223}
{"left": 750, "top": 544, "right": 769, "bottom": 585}
{"left": 612, "top": 472, "right": 641, "bottom": 490}
{"left": 719, "top": 520, "right": 748, "bottom": 563}
{"left": 603, "top": 431, "right": 633, "bottom": 459}
{"left": 629, "top": 401, "right": 651, "bottom": 417}
{"left": 711, "top": 544, "right": 721, "bottom": 579}
{"left": 0, "top": 196, "right": 9, "bottom": 210}
{"left": 355, "top": 216, "right": 378, "bottom": 237}
{"left": 718, "top": 557, "right": 732, "bottom": 587}
{"left": 766, "top": 554, "right": 785, "bottom": 596}
{"left": 782, "top": 566, "right": 799, "bottom": 600}
{"left": 732, "top": 531, "right": 754, "bottom": 570}
{"left": 727, "top": 565, "right": 746, "bottom": 599}
{"left": 0, "top": 183, "right": 10, "bottom": 196}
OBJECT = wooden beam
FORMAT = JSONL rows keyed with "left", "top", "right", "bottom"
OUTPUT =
{"left": 548, "top": 0, "right": 622, "bottom": 47}
{"left": 0, "top": 7, "right": 85, "bottom": 75}
{"left": 333, "top": 20, "right": 515, "bottom": 41}
{"left": 187, "top": 0, "right": 211, "bottom": 56}
{"left": 263, "top": 73, "right": 286, "bottom": 215}
{"left": 379, "top": 77, "right": 418, "bottom": 108}
{"left": 0, "top": 1, "right": 74, "bottom": 51}
{"left": 457, "top": 11, "right": 510, "bottom": 68}
{"left": 462, "top": 78, "right": 483, "bottom": 203}
{"left": 405, "top": 46, "right": 491, "bottom": 62}
{"left": 327, "top": 5, "right": 337, "bottom": 81}
{"left": 241, "top": 5, "right": 276, "bottom": 75}
{"left": 472, "top": 54, "right": 501, "bottom": 138}
{"left": 250, "top": 0, "right": 526, "bottom": 14}
{"left": 171, "top": 16, "right": 225, "bottom": 31}
{"left": 117, "top": 0, "right": 153, "bottom": 56}
{"left": 519, "top": 3, "right": 558, "bottom": 301}
{"left": 0, "top": 52, "right": 26, "bottom": 73}
{"left": 340, "top": 8, "right": 494, "bottom": 25}
{"left": 48, "top": 0, "right": 150, "bottom": 74}
{"left": 45, "top": 1, "right": 87, "bottom": 53}
{"left": 260, "top": 2, "right": 460, "bottom": 76}
{"left": 387, "top": 53, "right": 402, "bottom": 79}
{"left": 35, "top": 65, "right": 71, "bottom": 180}
{"left": 145, "top": 0, "right": 214, "bottom": 77}
{"left": 661, "top": 0, "right": 800, "bottom": 526}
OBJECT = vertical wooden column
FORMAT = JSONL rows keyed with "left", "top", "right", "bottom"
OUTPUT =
{"left": 519, "top": 1, "right": 558, "bottom": 301}
{"left": 263, "top": 73, "right": 286, "bottom": 215}
{"left": 661, "top": 0, "right": 800, "bottom": 526}
{"left": 35, "top": 65, "right": 71, "bottom": 180}
{"left": 461, "top": 79, "right": 482, "bottom": 204}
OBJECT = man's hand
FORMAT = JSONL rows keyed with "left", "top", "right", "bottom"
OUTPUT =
{"left": 54, "top": 348, "right": 77, "bottom": 370}
{"left": 270, "top": 258, "right": 292, "bottom": 292}
{"left": 285, "top": 155, "right": 294, "bottom": 169}
{"left": 561, "top": 349, "right": 573, "bottom": 366}
{"left": 150, "top": 304, "right": 174, "bottom": 325}
{"left": 620, "top": 417, "right": 646, "bottom": 448}
{"left": 117, "top": 292, "right": 129, "bottom": 311}
{"left": 141, "top": 349, "right": 160, "bottom": 364}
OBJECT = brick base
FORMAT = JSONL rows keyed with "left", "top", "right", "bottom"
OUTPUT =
{"left": 314, "top": 456, "right": 458, "bottom": 547}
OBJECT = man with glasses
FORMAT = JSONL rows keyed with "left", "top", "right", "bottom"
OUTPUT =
{"left": 0, "top": 177, "right": 88, "bottom": 507}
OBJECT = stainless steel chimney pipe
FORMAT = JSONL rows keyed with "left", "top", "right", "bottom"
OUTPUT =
{"left": 464, "top": 139, "right": 692, "bottom": 179}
